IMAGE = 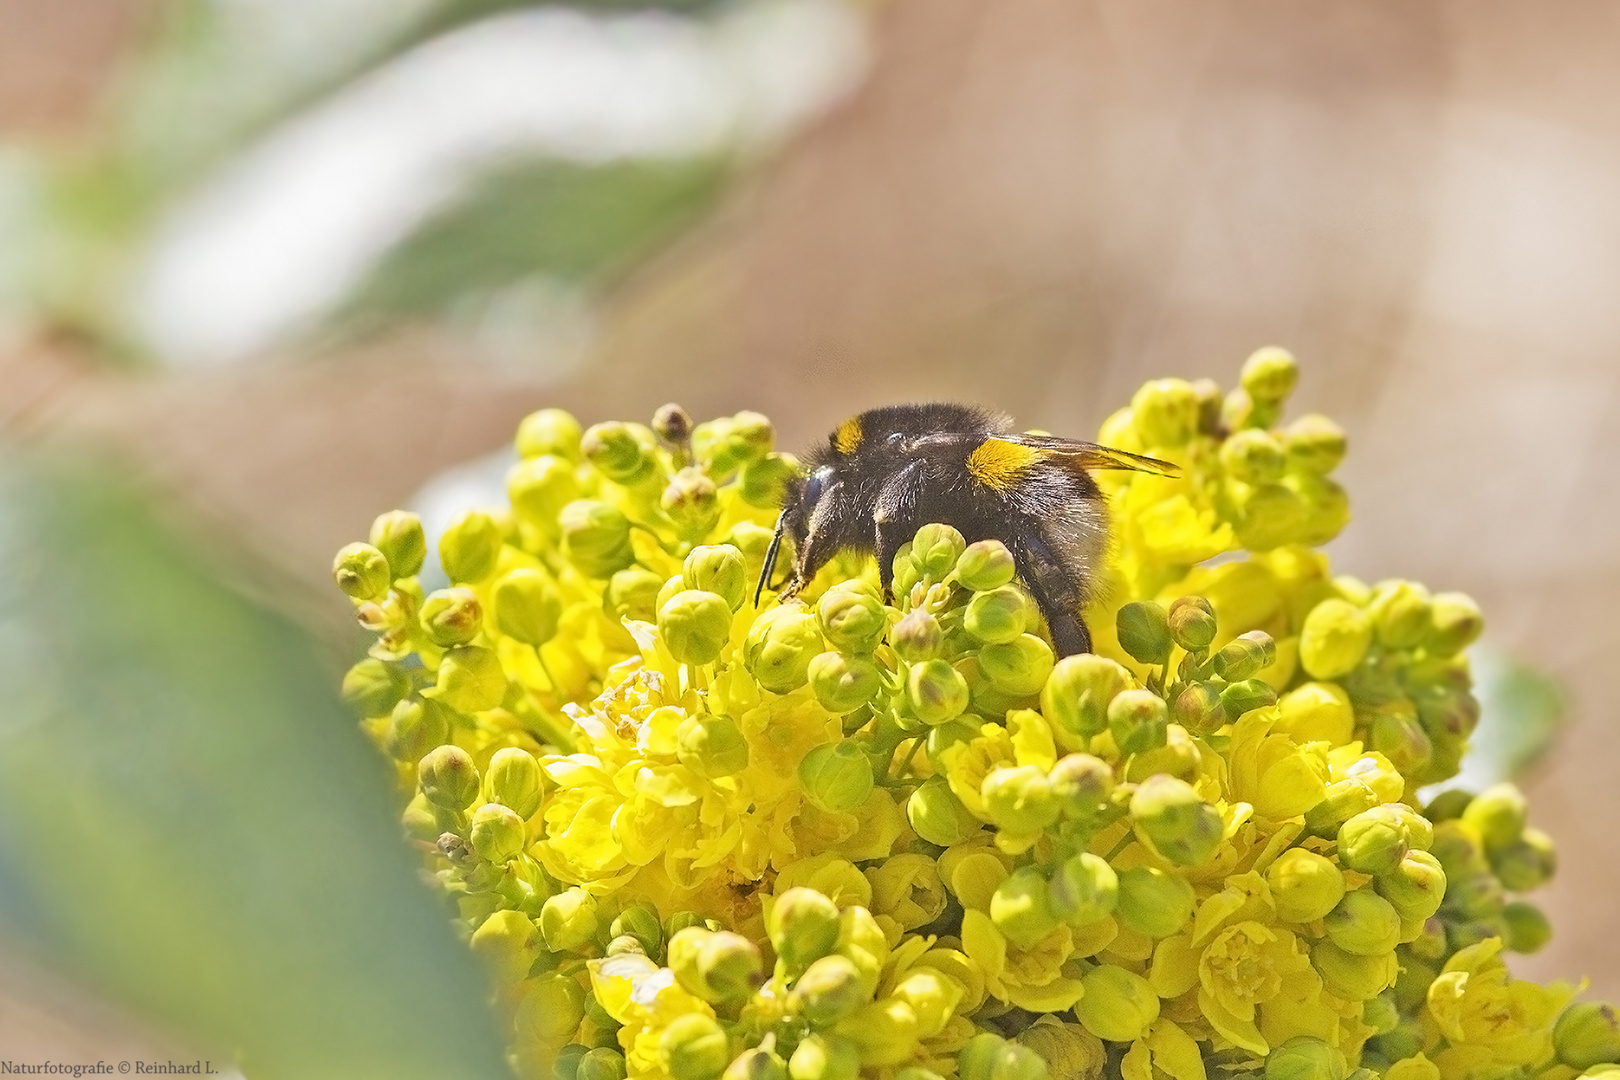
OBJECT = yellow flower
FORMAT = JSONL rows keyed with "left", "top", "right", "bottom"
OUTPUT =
{"left": 1425, "top": 937, "right": 1579, "bottom": 1080}
{"left": 961, "top": 908, "right": 1084, "bottom": 1012}
{"left": 1226, "top": 711, "right": 1331, "bottom": 821}
{"left": 1121, "top": 1019, "right": 1209, "bottom": 1080}
{"left": 588, "top": 953, "right": 718, "bottom": 1080}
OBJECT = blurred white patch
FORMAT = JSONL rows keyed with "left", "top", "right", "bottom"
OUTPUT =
{"left": 131, "top": 1, "right": 868, "bottom": 368}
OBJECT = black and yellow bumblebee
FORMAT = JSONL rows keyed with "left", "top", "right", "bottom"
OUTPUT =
{"left": 755, "top": 403, "right": 1178, "bottom": 657}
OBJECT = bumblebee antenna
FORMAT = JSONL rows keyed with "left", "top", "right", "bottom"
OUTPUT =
{"left": 754, "top": 514, "right": 785, "bottom": 607}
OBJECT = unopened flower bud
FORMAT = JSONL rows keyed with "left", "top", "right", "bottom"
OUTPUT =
{"left": 560, "top": 500, "right": 635, "bottom": 579}
{"left": 1241, "top": 346, "right": 1300, "bottom": 403}
{"left": 1116, "top": 865, "right": 1196, "bottom": 938}
{"left": 540, "top": 887, "right": 599, "bottom": 951}
{"left": 1048, "top": 852, "right": 1118, "bottom": 926}
{"left": 1492, "top": 827, "right": 1556, "bottom": 892}
{"left": 770, "top": 887, "right": 842, "bottom": 973}
{"left": 686, "top": 929, "right": 764, "bottom": 1003}
{"left": 726, "top": 1049, "right": 786, "bottom": 1080}
{"left": 1131, "top": 774, "right": 1222, "bottom": 866}
{"left": 958, "top": 1035, "right": 1047, "bottom": 1080}
{"left": 1213, "top": 630, "right": 1277, "bottom": 681}
{"left": 1220, "top": 678, "right": 1279, "bottom": 721}
{"left": 816, "top": 585, "right": 888, "bottom": 655}
{"left": 677, "top": 714, "right": 750, "bottom": 778}
{"left": 652, "top": 590, "right": 732, "bottom": 666}
{"left": 333, "top": 542, "right": 391, "bottom": 600}
{"left": 1324, "top": 890, "right": 1401, "bottom": 956}
{"left": 553, "top": 1044, "right": 589, "bottom": 1080}
{"left": 1283, "top": 414, "right": 1348, "bottom": 475}
{"left": 1238, "top": 482, "right": 1309, "bottom": 551}
{"left": 1048, "top": 754, "right": 1114, "bottom": 817}
{"left": 1427, "top": 592, "right": 1484, "bottom": 656}
{"left": 675, "top": 547, "right": 746, "bottom": 615}
{"left": 981, "top": 766, "right": 1059, "bottom": 834}
{"left": 1557, "top": 1003, "right": 1620, "bottom": 1070}
{"left": 342, "top": 657, "right": 411, "bottom": 718}
{"left": 1116, "top": 601, "right": 1172, "bottom": 666}
{"left": 369, "top": 510, "right": 427, "bottom": 579}
{"left": 738, "top": 452, "right": 799, "bottom": 509}
{"left": 517, "top": 972, "right": 586, "bottom": 1045}
{"left": 663, "top": 468, "right": 722, "bottom": 538}
{"left": 605, "top": 566, "right": 663, "bottom": 623}
{"left": 1222, "top": 429, "right": 1288, "bottom": 485}
{"left": 1374, "top": 850, "right": 1445, "bottom": 924}
{"left": 1367, "top": 705, "right": 1432, "bottom": 775}
{"left": 980, "top": 635, "right": 1055, "bottom": 696}
{"left": 746, "top": 607, "right": 825, "bottom": 692}
{"left": 418, "top": 745, "right": 479, "bottom": 810}
{"left": 907, "top": 659, "right": 970, "bottom": 725}
{"left": 610, "top": 905, "right": 663, "bottom": 956}
{"left": 1503, "top": 900, "right": 1552, "bottom": 953}
{"left": 440, "top": 510, "right": 504, "bottom": 585}
{"left": 652, "top": 403, "right": 694, "bottom": 449}
{"left": 911, "top": 524, "right": 967, "bottom": 580}
{"left": 1109, "top": 690, "right": 1169, "bottom": 756}
{"left": 469, "top": 909, "right": 541, "bottom": 984}
{"left": 1132, "top": 379, "right": 1201, "bottom": 447}
{"left": 1265, "top": 1036, "right": 1348, "bottom": 1080}
{"left": 984, "top": 866, "right": 1058, "bottom": 948}
{"left": 964, "top": 587, "right": 1032, "bottom": 645}
{"left": 516, "top": 408, "right": 583, "bottom": 460}
{"left": 1267, "top": 848, "right": 1346, "bottom": 923}
{"left": 493, "top": 568, "right": 563, "bottom": 645}
{"left": 430, "top": 645, "right": 507, "bottom": 712}
{"left": 788, "top": 1034, "right": 860, "bottom": 1080}
{"left": 1368, "top": 581, "right": 1432, "bottom": 650}
{"left": 583, "top": 422, "right": 659, "bottom": 486}
{"left": 1171, "top": 681, "right": 1227, "bottom": 735}
{"left": 508, "top": 455, "right": 581, "bottom": 527}
{"left": 1299, "top": 599, "right": 1371, "bottom": 680}
{"left": 907, "top": 777, "right": 981, "bottom": 846}
{"left": 579, "top": 1049, "right": 628, "bottom": 1080}
{"left": 892, "top": 609, "right": 943, "bottom": 663}
{"left": 799, "top": 742, "right": 874, "bottom": 814}
{"left": 1462, "top": 782, "right": 1528, "bottom": 851}
{"left": 809, "top": 652, "right": 882, "bottom": 714}
{"left": 1311, "top": 940, "right": 1398, "bottom": 1001}
{"left": 386, "top": 697, "right": 449, "bottom": 762}
{"left": 470, "top": 802, "right": 526, "bottom": 863}
{"left": 420, "top": 586, "right": 482, "bottom": 646}
{"left": 485, "top": 746, "right": 542, "bottom": 818}
{"left": 1042, "top": 655, "right": 1129, "bottom": 740}
{"left": 791, "top": 953, "right": 867, "bottom": 1026}
{"left": 1338, "top": 807, "right": 1410, "bottom": 875}
{"left": 956, "top": 540, "right": 1017, "bottom": 592}
{"left": 660, "top": 1013, "right": 731, "bottom": 1080}
{"left": 1075, "top": 965, "right": 1160, "bottom": 1042}
{"left": 1168, "top": 595, "right": 1218, "bottom": 652}
{"left": 893, "top": 1070, "right": 946, "bottom": 1080}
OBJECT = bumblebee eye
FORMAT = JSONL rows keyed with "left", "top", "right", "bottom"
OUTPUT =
{"left": 803, "top": 466, "right": 835, "bottom": 510}
{"left": 887, "top": 432, "right": 905, "bottom": 449}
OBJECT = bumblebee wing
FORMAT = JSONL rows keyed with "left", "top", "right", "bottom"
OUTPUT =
{"left": 911, "top": 431, "right": 1179, "bottom": 477}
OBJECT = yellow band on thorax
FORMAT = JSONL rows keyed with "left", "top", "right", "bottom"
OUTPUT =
{"left": 834, "top": 417, "right": 863, "bottom": 455}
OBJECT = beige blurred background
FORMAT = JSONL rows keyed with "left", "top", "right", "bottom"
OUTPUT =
{"left": 3, "top": 0, "right": 1618, "bottom": 1052}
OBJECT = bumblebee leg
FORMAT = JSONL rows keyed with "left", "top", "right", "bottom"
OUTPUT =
{"left": 779, "top": 481, "right": 846, "bottom": 600}
{"left": 1011, "top": 527, "right": 1091, "bottom": 657}
{"left": 753, "top": 515, "right": 787, "bottom": 607}
{"left": 873, "top": 461, "right": 926, "bottom": 603}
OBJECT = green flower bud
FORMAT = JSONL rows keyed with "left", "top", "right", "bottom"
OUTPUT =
{"left": 1366, "top": 704, "right": 1432, "bottom": 776}
{"left": 681, "top": 929, "right": 764, "bottom": 1003}
{"left": 1265, "top": 1037, "right": 1347, "bottom": 1080}
{"left": 1130, "top": 774, "right": 1222, "bottom": 867}
{"left": 1424, "top": 788, "right": 1473, "bottom": 823}
{"left": 659, "top": 590, "right": 734, "bottom": 666}
{"left": 1283, "top": 414, "right": 1348, "bottom": 475}
{"left": 539, "top": 887, "right": 599, "bottom": 952}
{"left": 1115, "top": 865, "right": 1196, "bottom": 938}
{"left": 1132, "top": 379, "right": 1201, "bottom": 447}
{"left": 1431, "top": 819, "right": 1489, "bottom": 875}
{"left": 440, "top": 510, "right": 504, "bottom": 585}
{"left": 979, "top": 635, "right": 1055, "bottom": 696}
{"left": 1557, "top": 1003, "right": 1620, "bottom": 1070}
{"left": 907, "top": 776, "right": 982, "bottom": 846}
{"left": 956, "top": 540, "right": 1017, "bottom": 592}
{"left": 1426, "top": 592, "right": 1484, "bottom": 656}
{"left": 1304, "top": 780, "right": 1378, "bottom": 838}
{"left": 429, "top": 645, "right": 507, "bottom": 713}
{"left": 660, "top": 1013, "right": 731, "bottom": 1080}
{"left": 677, "top": 714, "right": 750, "bottom": 778}
{"left": 726, "top": 1049, "right": 787, "bottom": 1080}
{"left": 1406, "top": 917, "right": 1448, "bottom": 963}
{"left": 746, "top": 607, "right": 825, "bottom": 692}
{"left": 987, "top": 866, "right": 1060, "bottom": 949}
{"left": 559, "top": 500, "right": 635, "bottom": 579}
{"left": 385, "top": 697, "right": 450, "bottom": 762}
{"left": 791, "top": 953, "right": 867, "bottom": 1026}
{"left": 1267, "top": 848, "right": 1346, "bottom": 923}
{"left": 1462, "top": 782, "right": 1527, "bottom": 851}
{"left": 1324, "top": 889, "right": 1401, "bottom": 956}
{"left": 1338, "top": 807, "right": 1411, "bottom": 875}
{"left": 420, "top": 586, "right": 483, "bottom": 646}
{"left": 1171, "top": 681, "right": 1228, "bottom": 736}
{"left": 799, "top": 742, "right": 874, "bottom": 814}
{"left": 485, "top": 746, "right": 542, "bottom": 818}
{"left": 981, "top": 766, "right": 1059, "bottom": 834}
{"left": 1368, "top": 581, "right": 1432, "bottom": 650}
{"left": 1290, "top": 471, "right": 1351, "bottom": 547}
{"left": 964, "top": 587, "right": 1032, "bottom": 645}
{"left": 508, "top": 455, "right": 582, "bottom": 528}
{"left": 605, "top": 566, "right": 663, "bottom": 624}
{"left": 1075, "top": 964, "right": 1161, "bottom": 1042}
{"left": 553, "top": 1045, "right": 590, "bottom": 1080}
{"left": 1213, "top": 630, "right": 1277, "bottom": 681}
{"left": 1167, "top": 595, "right": 1218, "bottom": 652}
{"left": 1360, "top": 992, "right": 1400, "bottom": 1037}
{"left": 342, "top": 657, "right": 411, "bottom": 718}
{"left": 1219, "top": 678, "right": 1279, "bottom": 720}
{"left": 663, "top": 467, "right": 722, "bottom": 538}
{"left": 1116, "top": 601, "right": 1172, "bottom": 666}
{"left": 516, "top": 408, "right": 583, "bottom": 460}
{"left": 907, "top": 659, "right": 970, "bottom": 725}
{"left": 1237, "top": 483, "right": 1308, "bottom": 551}
{"left": 1048, "top": 753, "right": 1114, "bottom": 817}
{"left": 517, "top": 972, "right": 585, "bottom": 1045}
{"left": 652, "top": 403, "right": 694, "bottom": 450}
{"left": 911, "top": 524, "right": 967, "bottom": 580}
{"left": 740, "top": 452, "right": 800, "bottom": 509}
{"left": 1109, "top": 690, "right": 1169, "bottom": 756}
{"left": 666, "top": 911, "right": 707, "bottom": 939}
{"left": 493, "top": 568, "right": 563, "bottom": 645}
{"left": 892, "top": 1070, "right": 945, "bottom": 1080}
{"left": 1041, "top": 654, "right": 1128, "bottom": 740}
{"left": 809, "top": 652, "right": 882, "bottom": 714}
{"left": 817, "top": 585, "right": 888, "bottom": 655}
{"left": 770, "top": 887, "right": 842, "bottom": 972}
{"left": 579, "top": 1049, "right": 629, "bottom": 1080}
{"left": 1300, "top": 599, "right": 1371, "bottom": 680}
{"left": 583, "top": 422, "right": 658, "bottom": 486}
{"left": 418, "top": 744, "right": 480, "bottom": 810}
{"left": 958, "top": 1036, "right": 1047, "bottom": 1080}
{"left": 1503, "top": 900, "right": 1552, "bottom": 953}
{"left": 1049, "top": 851, "right": 1118, "bottom": 926}
{"left": 788, "top": 1035, "right": 860, "bottom": 1080}
{"left": 470, "top": 802, "right": 526, "bottom": 863}
{"left": 892, "top": 609, "right": 943, "bottom": 662}
{"left": 1241, "top": 346, "right": 1300, "bottom": 403}
{"left": 609, "top": 905, "right": 663, "bottom": 956}
{"left": 1492, "top": 827, "right": 1556, "bottom": 892}
{"left": 1311, "top": 940, "right": 1397, "bottom": 1002}
{"left": 1221, "top": 429, "right": 1288, "bottom": 485}
{"left": 1376, "top": 851, "right": 1445, "bottom": 923}
{"left": 369, "top": 510, "right": 427, "bottom": 579}
{"left": 677, "top": 545, "right": 747, "bottom": 614}
{"left": 1443, "top": 869, "right": 1505, "bottom": 922}
{"left": 333, "top": 542, "right": 391, "bottom": 600}
{"left": 469, "top": 909, "right": 541, "bottom": 984}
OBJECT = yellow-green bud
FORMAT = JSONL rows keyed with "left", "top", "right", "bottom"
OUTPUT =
{"left": 1431, "top": 819, "right": 1489, "bottom": 875}
{"left": 1283, "top": 414, "right": 1347, "bottom": 474}
{"left": 554, "top": 1044, "right": 589, "bottom": 1080}
{"left": 1338, "top": 807, "right": 1410, "bottom": 875}
{"left": 911, "top": 524, "right": 967, "bottom": 580}
{"left": 560, "top": 500, "right": 634, "bottom": 579}
{"left": 516, "top": 408, "right": 583, "bottom": 460}
{"left": 583, "top": 421, "right": 658, "bottom": 486}
{"left": 809, "top": 652, "right": 882, "bottom": 714}
{"left": 369, "top": 510, "right": 427, "bottom": 579}
{"left": 609, "top": 905, "right": 662, "bottom": 956}
{"left": 1305, "top": 780, "right": 1379, "bottom": 838}
{"left": 660, "top": 1013, "right": 731, "bottom": 1080}
{"left": 1324, "top": 889, "right": 1401, "bottom": 955}
{"left": 1492, "top": 827, "right": 1556, "bottom": 892}
{"left": 893, "top": 1070, "right": 945, "bottom": 1080}
{"left": 1376, "top": 851, "right": 1445, "bottom": 922}
{"left": 1048, "top": 753, "right": 1114, "bottom": 817}
{"left": 333, "top": 542, "right": 391, "bottom": 600}
{"left": 1168, "top": 595, "right": 1218, "bottom": 652}
{"left": 1312, "top": 940, "right": 1397, "bottom": 1001}
{"left": 990, "top": 866, "right": 1061, "bottom": 949}
{"left": 956, "top": 540, "right": 1017, "bottom": 592}
{"left": 1116, "top": 601, "right": 1172, "bottom": 666}
{"left": 792, "top": 954, "right": 867, "bottom": 1026}
{"left": 1222, "top": 429, "right": 1288, "bottom": 485}
{"left": 1116, "top": 865, "right": 1195, "bottom": 938}
{"left": 1130, "top": 774, "right": 1221, "bottom": 866}
{"left": 1277, "top": 682, "right": 1354, "bottom": 746}
{"left": 789, "top": 1035, "right": 860, "bottom": 1080}
{"left": 508, "top": 455, "right": 581, "bottom": 527}
{"left": 1427, "top": 592, "right": 1484, "bottom": 656}
{"left": 664, "top": 467, "right": 722, "bottom": 538}
{"left": 652, "top": 403, "right": 694, "bottom": 450}
{"left": 1109, "top": 690, "right": 1169, "bottom": 756}
{"left": 1049, "top": 851, "right": 1118, "bottom": 926}
{"left": 979, "top": 635, "right": 1055, "bottom": 696}
{"left": 740, "top": 453, "right": 799, "bottom": 510}
{"left": 1075, "top": 965, "right": 1160, "bottom": 1042}
{"left": 469, "top": 909, "right": 541, "bottom": 984}
{"left": 746, "top": 607, "right": 825, "bottom": 692}
{"left": 485, "top": 746, "right": 542, "bottom": 818}
{"left": 799, "top": 742, "right": 874, "bottom": 814}
{"left": 420, "top": 586, "right": 482, "bottom": 646}
{"left": 907, "top": 777, "right": 981, "bottom": 846}
{"left": 686, "top": 929, "right": 764, "bottom": 1003}
{"left": 659, "top": 590, "right": 734, "bottom": 666}
{"left": 440, "top": 510, "right": 504, "bottom": 584}
{"left": 1041, "top": 654, "right": 1128, "bottom": 740}
{"left": 1241, "top": 346, "right": 1299, "bottom": 403}
{"left": 539, "top": 887, "right": 599, "bottom": 951}
{"left": 1503, "top": 900, "right": 1552, "bottom": 953}
{"left": 679, "top": 545, "right": 747, "bottom": 612}
{"left": 964, "top": 587, "right": 1032, "bottom": 645}
{"left": 1557, "top": 1004, "right": 1620, "bottom": 1070}
{"left": 1213, "top": 630, "right": 1277, "bottom": 682}
{"left": 606, "top": 566, "right": 663, "bottom": 623}
{"left": 579, "top": 1049, "right": 629, "bottom": 1080}
{"left": 493, "top": 568, "right": 563, "bottom": 645}
{"left": 517, "top": 971, "right": 585, "bottom": 1045}
{"left": 386, "top": 697, "right": 450, "bottom": 762}
{"left": 817, "top": 585, "right": 888, "bottom": 655}
{"left": 1443, "top": 869, "right": 1505, "bottom": 922}
{"left": 726, "top": 1049, "right": 787, "bottom": 1080}
{"left": 1220, "top": 678, "right": 1279, "bottom": 721}
{"left": 1265, "top": 1037, "right": 1347, "bottom": 1080}
{"left": 1290, "top": 471, "right": 1350, "bottom": 546}
{"left": 907, "top": 659, "right": 970, "bottom": 725}
{"left": 892, "top": 609, "right": 943, "bottom": 663}
{"left": 470, "top": 802, "right": 526, "bottom": 863}
{"left": 1300, "top": 599, "right": 1371, "bottom": 679}
{"left": 960, "top": 1033, "right": 1049, "bottom": 1080}
{"left": 342, "top": 658, "right": 411, "bottom": 718}
{"left": 1462, "top": 782, "right": 1528, "bottom": 851}
{"left": 430, "top": 645, "right": 507, "bottom": 712}
{"left": 1172, "top": 681, "right": 1228, "bottom": 736}
{"left": 770, "top": 887, "right": 842, "bottom": 972}
{"left": 667, "top": 910, "right": 708, "bottom": 939}
{"left": 1368, "top": 581, "right": 1432, "bottom": 650}
{"left": 1132, "top": 378, "right": 1201, "bottom": 447}
{"left": 1267, "top": 848, "right": 1346, "bottom": 923}
{"left": 1367, "top": 705, "right": 1432, "bottom": 776}
{"left": 677, "top": 714, "right": 750, "bottom": 778}
{"left": 1424, "top": 788, "right": 1473, "bottom": 823}
{"left": 418, "top": 745, "right": 479, "bottom": 810}
{"left": 982, "top": 765, "right": 1059, "bottom": 834}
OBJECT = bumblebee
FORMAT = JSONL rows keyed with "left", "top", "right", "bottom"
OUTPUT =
{"left": 755, "top": 403, "right": 1178, "bottom": 657}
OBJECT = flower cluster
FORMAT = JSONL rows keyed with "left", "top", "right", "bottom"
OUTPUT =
{"left": 332, "top": 350, "right": 1620, "bottom": 1080}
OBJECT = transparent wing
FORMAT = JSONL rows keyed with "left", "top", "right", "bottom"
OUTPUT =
{"left": 909, "top": 431, "right": 1180, "bottom": 477}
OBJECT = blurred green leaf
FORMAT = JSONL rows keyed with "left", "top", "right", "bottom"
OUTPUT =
{"left": 0, "top": 456, "right": 508, "bottom": 1079}
{"left": 1473, "top": 647, "right": 1567, "bottom": 778}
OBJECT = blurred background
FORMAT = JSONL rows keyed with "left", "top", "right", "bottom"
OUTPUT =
{"left": 2, "top": 0, "right": 1618, "bottom": 1068}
